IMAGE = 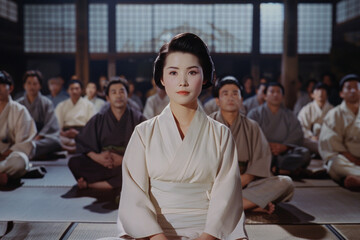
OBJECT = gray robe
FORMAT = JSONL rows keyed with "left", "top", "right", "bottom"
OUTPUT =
{"left": 211, "top": 111, "right": 294, "bottom": 208}
{"left": 248, "top": 103, "right": 310, "bottom": 172}
{"left": 17, "top": 93, "right": 61, "bottom": 158}
{"left": 243, "top": 95, "right": 260, "bottom": 115}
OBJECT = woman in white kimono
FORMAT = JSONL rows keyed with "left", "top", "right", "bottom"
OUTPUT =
{"left": 117, "top": 33, "right": 247, "bottom": 240}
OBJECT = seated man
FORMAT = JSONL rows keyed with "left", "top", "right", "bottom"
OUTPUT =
{"left": 248, "top": 82, "right": 311, "bottom": 177}
{"left": 319, "top": 74, "right": 360, "bottom": 191}
{"left": 84, "top": 82, "right": 105, "bottom": 113}
{"left": 55, "top": 79, "right": 95, "bottom": 153}
{"left": 17, "top": 70, "right": 62, "bottom": 159}
{"left": 298, "top": 82, "right": 333, "bottom": 155}
{"left": 0, "top": 71, "right": 37, "bottom": 186}
{"left": 68, "top": 78, "right": 146, "bottom": 190}
{"left": 243, "top": 83, "right": 267, "bottom": 115}
{"left": 211, "top": 76, "right": 294, "bottom": 214}
{"left": 143, "top": 86, "right": 169, "bottom": 119}
{"left": 46, "top": 76, "right": 69, "bottom": 107}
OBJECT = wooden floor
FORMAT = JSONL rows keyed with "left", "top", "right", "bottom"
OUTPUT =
{"left": 1, "top": 154, "right": 359, "bottom": 240}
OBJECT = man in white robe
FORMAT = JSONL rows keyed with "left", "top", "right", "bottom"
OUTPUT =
{"left": 17, "top": 70, "right": 62, "bottom": 159}
{"left": 143, "top": 87, "right": 169, "bottom": 119}
{"left": 319, "top": 74, "right": 360, "bottom": 191}
{"left": 84, "top": 82, "right": 106, "bottom": 113}
{"left": 210, "top": 76, "right": 294, "bottom": 214}
{"left": 0, "top": 71, "right": 36, "bottom": 186}
{"left": 248, "top": 82, "right": 311, "bottom": 177}
{"left": 55, "top": 80, "right": 95, "bottom": 153}
{"left": 298, "top": 82, "right": 333, "bottom": 155}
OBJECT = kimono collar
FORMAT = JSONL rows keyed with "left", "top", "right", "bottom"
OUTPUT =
{"left": 340, "top": 100, "right": 360, "bottom": 118}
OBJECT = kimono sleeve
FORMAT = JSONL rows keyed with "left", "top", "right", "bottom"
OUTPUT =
{"left": 319, "top": 110, "right": 347, "bottom": 163}
{"left": 283, "top": 112, "right": 304, "bottom": 147}
{"left": 10, "top": 107, "right": 36, "bottom": 156}
{"left": 297, "top": 106, "right": 315, "bottom": 139}
{"left": 204, "top": 126, "right": 247, "bottom": 239}
{"left": 38, "top": 100, "right": 60, "bottom": 136}
{"left": 75, "top": 115, "right": 101, "bottom": 154}
{"left": 117, "top": 126, "right": 163, "bottom": 238}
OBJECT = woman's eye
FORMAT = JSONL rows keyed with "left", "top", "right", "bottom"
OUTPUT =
{"left": 189, "top": 71, "right": 198, "bottom": 75}
{"left": 169, "top": 71, "right": 177, "bottom": 76}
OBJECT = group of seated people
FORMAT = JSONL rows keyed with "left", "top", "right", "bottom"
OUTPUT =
{"left": 0, "top": 68, "right": 359, "bottom": 215}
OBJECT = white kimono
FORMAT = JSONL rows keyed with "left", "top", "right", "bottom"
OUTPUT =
{"left": 319, "top": 101, "right": 360, "bottom": 182}
{"left": 118, "top": 105, "right": 247, "bottom": 239}
{"left": 298, "top": 101, "right": 333, "bottom": 153}
{"left": 84, "top": 96, "right": 106, "bottom": 113}
{"left": 0, "top": 98, "right": 36, "bottom": 177}
{"left": 143, "top": 94, "right": 169, "bottom": 119}
{"left": 55, "top": 97, "right": 95, "bottom": 129}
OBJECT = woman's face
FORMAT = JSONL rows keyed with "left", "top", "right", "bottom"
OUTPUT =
{"left": 161, "top": 52, "right": 203, "bottom": 107}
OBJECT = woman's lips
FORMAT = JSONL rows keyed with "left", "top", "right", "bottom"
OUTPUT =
{"left": 176, "top": 91, "right": 190, "bottom": 95}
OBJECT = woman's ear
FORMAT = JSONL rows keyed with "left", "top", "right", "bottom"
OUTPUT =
{"left": 160, "top": 78, "right": 165, "bottom": 87}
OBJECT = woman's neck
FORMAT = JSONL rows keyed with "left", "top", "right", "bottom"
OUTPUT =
{"left": 170, "top": 101, "right": 197, "bottom": 139}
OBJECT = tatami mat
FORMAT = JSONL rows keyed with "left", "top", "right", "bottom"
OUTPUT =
{"left": 293, "top": 179, "right": 338, "bottom": 188}
{"left": 67, "top": 223, "right": 118, "bottom": 240}
{"left": 332, "top": 224, "right": 360, "bottom": 240}
{"left": 0, "top": 187, "right": 118, "bottom": 222}
{"left": 22, "top": 165, "right": 76, "bottom": 187}
{"left": 30, "top": 156, "right": 69, "bottom": 167}
{"left": 0, "top": 222, "right": 70, "bottom": 240}
{"left": 245, "top": 224, "right": 338, "bottom": 240}
{"left": 286, "top": 188, "right": 360, "bottom": 224}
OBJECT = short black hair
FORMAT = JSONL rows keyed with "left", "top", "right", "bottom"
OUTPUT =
{"left": 312, "top": 82, "right": 329, "bottom": 94}
{"left": 23, "top": 70, "right": 43, "bottom": 86}
{"left": 67, "top": 79, "right": 83, "bottom": 89}
{"left": 153, "top": 32, "right": 215, "bottom": 90}
{"left": 213, "top": 75, "right": 243, "bottom": 98}
{"left": 0, "top": 71, "right": 13, "bottom": 86}
{"left": 339, "top": 74, "right": 360, "bottom": 91}
{"left": 105, "top": 77, "right": 129, "bottom": 96}
{"left": 264, "top": 82, "right": 285, "bottom": 95}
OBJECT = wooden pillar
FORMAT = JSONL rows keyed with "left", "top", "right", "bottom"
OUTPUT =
{"left": 251, "top": 1, "right": 260, "bottom": 85}
{"left": 281, "top": 0, "right": 298, "bottom": 109}
{"left": 108, "top": 0, "right": 116, "bottom": 78}
{"left": 75, "top": 0, "right": 89, "bottom": 86}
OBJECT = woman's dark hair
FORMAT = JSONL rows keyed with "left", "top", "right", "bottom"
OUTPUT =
{"left": 153, "top": 32, "right": 215, "bottom": 90}
{"left": 105, "top": 76, "right": 129, "bottom": 96}
{"left": 22, "top": 70, "right": 43, "bottom": 85}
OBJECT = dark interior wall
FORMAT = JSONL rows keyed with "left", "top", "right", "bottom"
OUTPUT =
{"left": 0, "top": 5, "right": 24, "bottom": 97}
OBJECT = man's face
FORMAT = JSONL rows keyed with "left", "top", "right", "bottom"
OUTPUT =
{"left": 85, "top": 83, "right": 97, "bottom": 99}
{"left": 311, "top": 88, "right": 328, "bottom": 105}
{"left": 265, "top": 86, "right": 284, "bottom": 107}
{"left": 24, "top": 76, "right": 41, "bottom": 97}
{"left": 216, "top": 84, "right": 242, "bottom": 113}
{"left": 340, "top": 80, "right": 360, "bottom": 104}
{"left": 0, "top": 83, "right": 12, "bottom": 102}
{"left": 68, "top": 83, "right": 82, "bottom": 101}
{"left": 99, "top": 77, "right": 108, "bottom": 89}
{"left": 48, "top": 81, "right": 62, "bottom": 95}
{"left": 106, "top": 83, "right": 128, "bottom": 109}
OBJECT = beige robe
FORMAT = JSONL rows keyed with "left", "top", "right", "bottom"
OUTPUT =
{"left": 298, "top": 101, "right": 333, "bottom": 154}
{"left": 210, "top": 111, "right": 294, "bottom": 209}
{"left": 319, "top": 101, "right": 360, "bottom": 181}
{"left": 118, "top": 105, "right": 247, "bottom": 239}
{"left": 0, "top": 98, "right": 36, "bottom": 177}
{"left": 55, "top": 97, "right": 95, "bottom": 129}
{"left": 84, "top": 96, "right": 106, "bottom": 113}
{"left": 143, "top": 94, "right": 169, "bottom": 119}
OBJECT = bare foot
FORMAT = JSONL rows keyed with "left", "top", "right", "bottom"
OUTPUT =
{"left": 252, "top": 202, "right": 276, "bottom": 214}
{"left": 344, "top": 175, "right": 360, "bottom": 191}
{"left": 77, "top": 177, "right": 88, "bottom": 189}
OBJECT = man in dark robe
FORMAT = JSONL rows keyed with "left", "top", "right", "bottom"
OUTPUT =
{"left": 68, "top": 77, "right": 146, "bottom": 190}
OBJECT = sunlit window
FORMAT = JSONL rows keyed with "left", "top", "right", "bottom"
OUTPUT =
{"left": 89, "top": 4, "right": 108, "bottom": 53}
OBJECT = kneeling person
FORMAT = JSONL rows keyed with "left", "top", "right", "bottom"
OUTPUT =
{"left": 68, "top": 78, "right": 146, "bottom": 190}
{"left": 211, "top": 76, "right": 294, "bottom": 214}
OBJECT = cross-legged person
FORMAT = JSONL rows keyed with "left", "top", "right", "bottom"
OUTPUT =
{"left": 319, "top": 74, "right": 360, "bottom": 191}
{"left": 68, "top": 78, "right": 146, "bottom": 190}
{"left": 211, "top": 76, "right": 294, "bottom": 214}
{"left": 0, "top": 71, "right": 36, "bottom": 186}
{"left": 248, "top": 82, "right": 311, "bottom": 177}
